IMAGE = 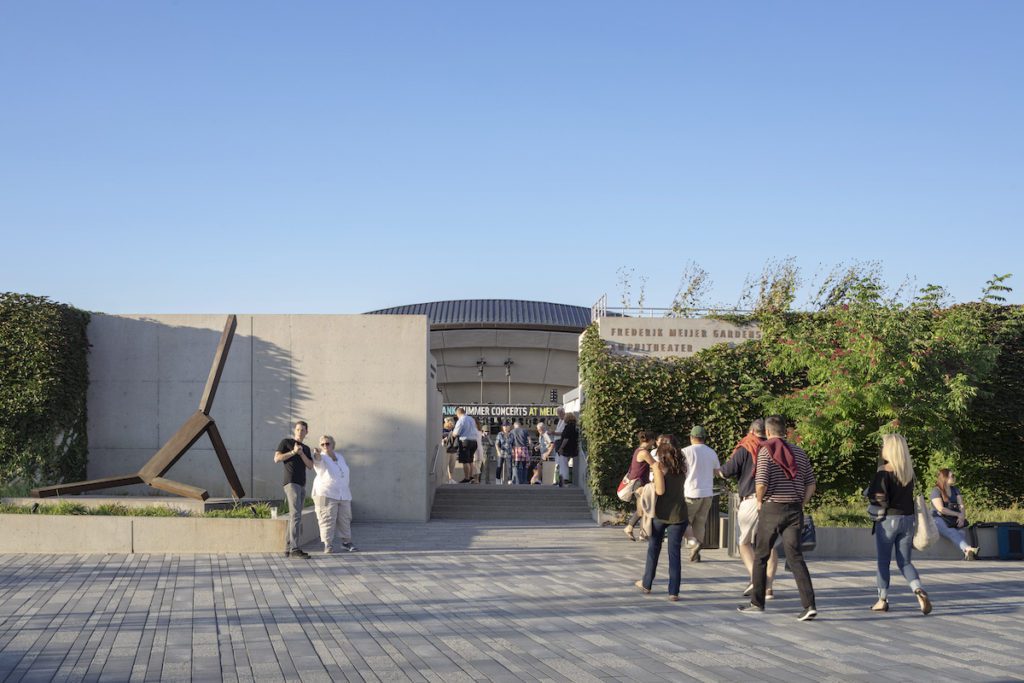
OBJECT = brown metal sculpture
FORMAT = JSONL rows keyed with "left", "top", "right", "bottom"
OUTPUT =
{"left": 33, "top": 315, "right": 246, "bottom": 501}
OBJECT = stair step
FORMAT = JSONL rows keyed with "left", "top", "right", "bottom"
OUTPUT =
{"left": 430, "top": 484, "right": 593, "bottom": 521}
{"left": 432, "top": 512, "right": 592, "bottom": 520}
{"left": 432, "top": 505, "right": 593, "bottom": 509}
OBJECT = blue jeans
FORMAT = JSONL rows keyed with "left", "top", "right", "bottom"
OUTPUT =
{"left": 496, "top": 454, "right": 512, "bottom": 484}
{"left": 514, "top": 461, "right": 529, "bottom": 485}
{"left": 933, "top": 514, "right": 971, "bottom": 551}
{"left": 875, "top": 515, "right": 922, "bottom": 599}
{"left": 641, "top": 519, "right": 688, "bottom": 596}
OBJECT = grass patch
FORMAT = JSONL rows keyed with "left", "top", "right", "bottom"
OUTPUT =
{"left": 93, "top": 503, "right": 184, "bottom": 517}
{"left": 203, "top": 503, "right": 273, "bottom": 519}
{"left": 806, "top": 503, "right": 872, "bottom": 528}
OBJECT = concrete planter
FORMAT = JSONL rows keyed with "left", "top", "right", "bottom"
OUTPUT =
{"left": 811, "top": 525, "right": 964, "bottom": 560}
{"left": 0, "top": 508, "right": 319, "bottom": 554}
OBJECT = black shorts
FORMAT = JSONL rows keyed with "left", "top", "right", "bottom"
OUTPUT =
{"left": 457, "top": 439, "right": 478, "bottom": 464}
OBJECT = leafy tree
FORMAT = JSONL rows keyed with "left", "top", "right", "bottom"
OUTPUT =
{"left": 584, "top": 265, "right": 1024, "bottom": 509}
{"left": 759, "top": 271, "right": 1021, "bottom": 500}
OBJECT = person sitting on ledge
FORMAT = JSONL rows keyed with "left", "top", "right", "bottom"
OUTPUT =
{"left": 930, "top": 468, "right": 980, "bottom": 561}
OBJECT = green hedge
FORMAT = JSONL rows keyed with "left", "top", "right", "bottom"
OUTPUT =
{"left": 0, "top": 293, "right": 90, "bottom": 486}
{"left": 579, "top": 323, "right": 794, "bottom": 512}
{"left": 953, "top": 312, "right": 1024, "bottom": 506}
{"left": 580, "top": 300, "right": 1024, "bottom": 511}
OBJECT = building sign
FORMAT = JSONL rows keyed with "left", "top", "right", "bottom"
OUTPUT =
{"left": 443, "top": 404, "right": 561, "bottom": 419}
{"left": 597, "top": 316, "right": 761, "bottom": 358}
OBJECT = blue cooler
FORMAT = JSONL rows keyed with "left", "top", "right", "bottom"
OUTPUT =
{"left": 973, "top": 522, "right": 1023, "bottom": 560}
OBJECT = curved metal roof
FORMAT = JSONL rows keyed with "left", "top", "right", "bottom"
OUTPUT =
{"left": 365, "top": 299, "right": 591, "bottom": 332}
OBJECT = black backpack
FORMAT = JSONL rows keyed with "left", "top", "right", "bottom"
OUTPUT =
{"left": 442, "top": 433, "right": 460, "bottom": 453}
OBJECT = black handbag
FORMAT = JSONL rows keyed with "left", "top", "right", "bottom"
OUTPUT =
{"left": 442, "top": 433, "right": 460, "bottom": 453}
{"left": 867, "top": 503, "right": 888, "bottom": 523}
{"left": 941, "top": 514, "right": 966, "bottom": 529}
{"left": 864, "top": 486, "right": 887, "bottom": 522}
{"left": 800, "top": 514, "right": 817, "bottom": 552}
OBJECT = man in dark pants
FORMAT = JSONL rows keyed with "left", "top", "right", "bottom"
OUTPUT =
{"left": 738, "top": 415, "right": 818, "bottom": 621}
{"left": 275, "top": 420, "right": 314, "bottom": 558}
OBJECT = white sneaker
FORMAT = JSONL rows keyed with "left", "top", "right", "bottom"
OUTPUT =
{"left": 447, "top": 479, "right": 456, "bottom": 484}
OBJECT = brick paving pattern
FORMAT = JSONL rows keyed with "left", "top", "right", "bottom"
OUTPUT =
{"left": 1, "top": 520, "right": 1022, "bottom": 682}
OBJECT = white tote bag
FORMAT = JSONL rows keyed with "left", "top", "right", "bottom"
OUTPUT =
{"left": 913, "top": 494, "right": 939, "bottom": 550}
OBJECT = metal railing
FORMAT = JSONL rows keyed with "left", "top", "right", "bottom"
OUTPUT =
{"left": 590, "top": 295, "right": 752, "bottom": 323}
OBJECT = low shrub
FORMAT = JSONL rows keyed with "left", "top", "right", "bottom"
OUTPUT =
{"left": 0, "top": 500, "right": 274, "bottom": 518}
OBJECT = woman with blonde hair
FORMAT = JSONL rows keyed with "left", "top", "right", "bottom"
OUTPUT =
{"left": 311, "top": 435, "right": 357, "bottom": 553}
{"left": 866, "top": 433, "right": 930, "bottom": 614}
{"left": 930, "top": 469, "right": 980, "bottom": 560}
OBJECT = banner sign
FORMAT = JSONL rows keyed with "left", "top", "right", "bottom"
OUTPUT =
{"left": 597, "top": 316, "right": 761, "bottom": 358}
{"left": 443, "top": 404, "right": 560, "bottom": 419}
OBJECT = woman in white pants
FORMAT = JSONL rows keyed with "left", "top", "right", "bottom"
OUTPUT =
{"left": 312, "top": 435, "right": 357, "bottom": 554}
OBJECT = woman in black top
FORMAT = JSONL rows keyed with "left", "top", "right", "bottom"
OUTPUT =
{"left": 556, "top": 413, "right": 579, "bottom": 488}
{"left": 930, "top": 468, "right": 979, "bottom": 560}
{"left": 867, "top": 434, "right": 931, "bottom": 614}
{"left": 635, "top": 441, "right": 689, "bottom": 601}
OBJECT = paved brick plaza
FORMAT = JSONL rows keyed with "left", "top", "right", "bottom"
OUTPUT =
{"left": 1, "top": 520, "right": 1022, "bottom": 682}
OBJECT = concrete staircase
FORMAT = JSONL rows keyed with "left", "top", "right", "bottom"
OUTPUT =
{"left": 430, "top": 484, "right": 594, "bottom": 521}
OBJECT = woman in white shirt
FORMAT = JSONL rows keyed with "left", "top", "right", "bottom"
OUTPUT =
{"left": 312, "top": 435, "right": 357, "bottom": 553}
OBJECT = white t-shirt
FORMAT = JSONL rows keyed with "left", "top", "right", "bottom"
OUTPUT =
{"left": 538, "top": 432, "right": 554, "bottom": 457}
{"left": 311, "top": 451, "right": 352, "bottom": 501}
{"left": 682, "top": 443, "right": 718, "bottom": 498}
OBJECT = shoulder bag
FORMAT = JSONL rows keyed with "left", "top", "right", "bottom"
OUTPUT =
{"left": 913, "top": 494, "right": 939, "bottom": 550}
{"left": 616, "top": 474, "right": 640, "bottom": 502}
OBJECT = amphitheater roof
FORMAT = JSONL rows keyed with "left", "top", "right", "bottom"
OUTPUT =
{"left": 365, "top": 299, "right": 592, "bottom": 332}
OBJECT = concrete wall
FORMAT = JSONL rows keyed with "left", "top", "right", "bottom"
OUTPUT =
{"left": 86, "top": 314, "right": 437, "bottom": 521}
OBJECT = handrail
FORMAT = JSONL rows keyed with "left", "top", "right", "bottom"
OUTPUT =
{"left": 430, "top": 444, "right": 440, "bottom": 481}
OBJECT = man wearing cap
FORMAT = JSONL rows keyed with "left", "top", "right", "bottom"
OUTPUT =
{"left": 681, "top": 425, "right": 721, "bottom": 562}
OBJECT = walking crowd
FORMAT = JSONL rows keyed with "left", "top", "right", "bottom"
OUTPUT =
{"left": 621, "top": 416, "right": 961, "bottom": 621}
{"left": 274, "top": 414, "right": 979, "bottom": 621}
{"left": 442, "top": 407, "right": 578, "bottom": 487}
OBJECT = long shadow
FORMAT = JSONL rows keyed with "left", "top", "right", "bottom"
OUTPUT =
{"left": 71, "top": 314, "right": 307, "bottom": 500}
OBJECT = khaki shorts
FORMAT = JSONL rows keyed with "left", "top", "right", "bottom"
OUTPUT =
{"left": 737, "top": 496, "right": 759, "bottom": 545}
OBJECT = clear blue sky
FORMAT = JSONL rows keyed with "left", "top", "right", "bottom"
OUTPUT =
{"left": 2, "top": 2, "right": 1021, "bottom": 313}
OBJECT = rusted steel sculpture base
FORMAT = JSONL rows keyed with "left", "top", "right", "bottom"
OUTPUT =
{"left": 33, "top": 315, "right": 246, "bottom": 501}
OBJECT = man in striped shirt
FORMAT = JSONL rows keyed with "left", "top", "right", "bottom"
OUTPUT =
{"left": 738, "top": 415, "right": 818, "bottom": 621}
